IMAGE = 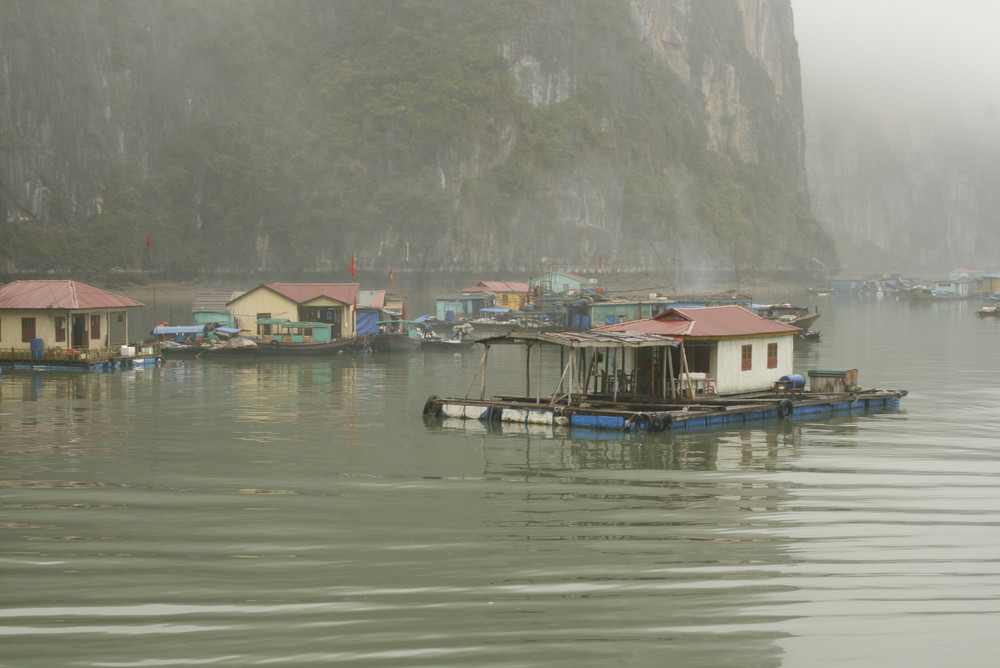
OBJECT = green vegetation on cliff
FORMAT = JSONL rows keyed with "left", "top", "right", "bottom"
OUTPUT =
{"left": 0, "top": 0, "right": 836, "bottom": 280}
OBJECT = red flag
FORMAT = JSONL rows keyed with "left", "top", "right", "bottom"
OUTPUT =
{"left": 388, "top": 267, "right": 394, "bottom": 287}
{"left": 146, "top": 233, "right": 153, "bottom": 248}
{"left": 598, "top": 254, "right": 603, "bottom": 267}
{"left": 350, "top": 253, "right": 357, "bottom": 278}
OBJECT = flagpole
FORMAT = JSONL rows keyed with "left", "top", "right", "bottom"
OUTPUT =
{"left": 147, "top": 234, "right": 157, "bottom": 323}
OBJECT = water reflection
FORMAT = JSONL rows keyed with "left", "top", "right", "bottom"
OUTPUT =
{"left": 3, "top": 292, "right": 999, "bottom": 666}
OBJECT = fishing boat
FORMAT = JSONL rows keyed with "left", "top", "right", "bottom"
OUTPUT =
{"left": 755, "top": 303, "right": 821, "bottom": 331}
{"left": 976, "top": 296, "right": 1000, "bottom": 316}
{"left": 372, "top": 320, "right": 426, "bottom": 352}
{"left": 154, "top": 325, "right": 258, "bottom": 357}
{"left": 423, "top": 308, "right": 906, "bottom": 435}
{"left": 255, "top": 318, "right": 355, "bottom": 354}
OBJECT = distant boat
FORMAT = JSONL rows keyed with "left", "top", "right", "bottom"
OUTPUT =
{"left": 755, "top": 304, "right": 821, "bottom": 331}
{"left": 976, "top": 296, "right": 1000, "bottom": 317}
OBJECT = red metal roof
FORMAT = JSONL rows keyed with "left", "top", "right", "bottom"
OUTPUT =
{"left": 0, "top": 280, "right": 144, "bottom": 309}
{"left": 244, "top": 283, "right": 360, "bottom": 306}
{"left": 459, "top": 280, "right": 530, "bottom": 293}
{"left": 594, "top": 305, "right": 800, "bottom": 338}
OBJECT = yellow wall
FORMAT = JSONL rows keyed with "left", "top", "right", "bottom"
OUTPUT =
{"left": 0, "top": 309, "right": 129, "bottom": 351}
{"left": 228, "top": 288, "right": 356, "bottom": 337}
{"left": 495, "top": 291, "right": 528, "bottom": 310}
{"left": 983, "top": 276, "right": 1000, "bottom": 293}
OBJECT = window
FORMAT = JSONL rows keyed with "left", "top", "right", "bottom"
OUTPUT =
{"left": 257, "top": 313, "right": 272, "bottom": 337}
{"left": 55, "top": 316, "right": 67, "bottom": 342}
{"left": 21, "top": 317, "right": 36, "bottom": 342}
{"left": 767, "top": 342, "right": 778, "bottom": 369}
{"left": 90, "top": 314, "right": 101, "bottom": 340}
{"left": 741, "top": 344, "right": 752, "bottom": 371}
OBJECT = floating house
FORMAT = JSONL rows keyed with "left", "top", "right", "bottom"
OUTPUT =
{"left": 192, "top": 290, "right": 245, "bottom": 328}
{"left": 528, "top": 271, "right": 595, "bottom": 296}
{"left": 981, "top": 274, "right": 1000, "bottom": 293}
{"left": 435, "top": 280, "right": 531, "bottom": 322}
{"left": 355, "top": 290, "right": 388, "bottom": 336}
{"left": 0, "top": 280, "right": 159, "bottom": 370}
{"left": 460, "top": 280, "right": 531, "bottom": 312}
{"left": 595, "top": 305, "right": 800, "bottom": 394}
{"left": 422, "top": 304, "right": 905, "bottom": 434}
{"left": 227, "top": 283, "right": 359, "bottom": 340}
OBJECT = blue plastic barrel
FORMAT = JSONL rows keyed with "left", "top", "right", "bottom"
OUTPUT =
{"left": 779, "top": 373, "right": 805, "bottom": 388}
{"left": 445, "top": 310, "right": 455, "bottom": 322}
{"left": 579, "top": 315, "right": 591, "bottom": 330}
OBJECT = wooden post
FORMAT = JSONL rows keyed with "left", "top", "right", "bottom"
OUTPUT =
{"left": 480, "top": 344, "right": 489, "bottom": 400}
{"left": 668, "top": 343, "right": 677, "bottom": 399}
{"left": 535, "top": 342, "right": 542, "bottom": 404}
{"left": 525, "top": 342, "right": 531, "bottom": 398}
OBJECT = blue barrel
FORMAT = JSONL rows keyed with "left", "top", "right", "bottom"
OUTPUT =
{"left": 570, "top": 314, "right": 581, "bottom": 328}
{"left": 579, "top": 315, "right": 591, "bottom": 330}
{"left": 30, "top": 338, "right": 44, "bottom": 359}
{"left": 445, "top": 310, "right": 455, "bottom": 322}
{"left": 779, "top": 373, "right": 805, "bottom": 388}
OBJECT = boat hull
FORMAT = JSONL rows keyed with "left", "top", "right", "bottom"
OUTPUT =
{"left": 257, "top": 339, "right": 356, "bottom": 355}
{"left": 419, "top": 339, "right": 477, "bottom": 352}
{"left": 372, "top": 333, "right": 422, "bottom": 353}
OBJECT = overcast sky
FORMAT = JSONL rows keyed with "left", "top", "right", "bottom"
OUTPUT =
{"left": 791, "top": 0, "right": 1000, "bottom": 122}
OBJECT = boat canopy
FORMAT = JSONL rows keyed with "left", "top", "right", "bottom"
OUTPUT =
{"left": 152, "top": 325, "right": 245, "bottom": 336}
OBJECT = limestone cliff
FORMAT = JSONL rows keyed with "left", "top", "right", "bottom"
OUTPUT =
{"left": 803, "top": 87, "right": 1000, "bottom": 273}
{"left": 0, "top": 0, "right": 830, "bottom": 281}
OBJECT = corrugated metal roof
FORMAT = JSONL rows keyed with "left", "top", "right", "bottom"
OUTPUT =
{"left": 0, "top": 280, "right": 144, "bottom": 310}
{"left": 595, "top": 305, "right": 800, "bottom": 338}
{"left": 235, "top": 283, "right": 360, "bottom": 306}
{"left": 479, "top": 330, "right": 678, "bottom": 348}
{"left": 356, "top": 290, "right": 386, "bottom": 309}
{"left": 192, "top": 290, "right": 245, "bottom": 312}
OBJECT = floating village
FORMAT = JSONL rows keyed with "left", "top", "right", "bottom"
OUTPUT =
{"left": 8, "top": 266, "right": 999, "bottom": 434}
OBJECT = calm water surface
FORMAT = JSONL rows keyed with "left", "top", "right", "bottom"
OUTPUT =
{"left": 2, "top": 294, "right": 1000, "bottom": 667}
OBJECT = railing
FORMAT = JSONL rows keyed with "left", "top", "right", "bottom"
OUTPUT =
{"left": 0, "top": 344, "right": 159, "bottom": 362}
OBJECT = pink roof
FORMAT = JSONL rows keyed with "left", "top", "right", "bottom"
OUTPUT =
{"left": 0, "top": 280, "right": 144, "bottom": 310}
{"left": 595, "top": 305, "right": 800, "bottom": 338}
{"left": 241, "top": 283, "right": 360, "bottom": 306}
{"left": 459, "top": 280, "right": 530, "bottom": 293}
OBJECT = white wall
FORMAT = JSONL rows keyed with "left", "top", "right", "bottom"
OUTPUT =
{"left": 713, "top": 336, "right": 795, "bottom": 393}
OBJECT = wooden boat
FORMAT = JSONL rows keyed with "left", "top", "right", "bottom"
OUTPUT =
{"left": 755, "top": 303, "right": 821, "bottom": 331}
{"left": 154, "top": 325, "right": 259, "bottom": 357}
{"left": 422, "top": 330, "right": 906, "bottom": 434}
{"left": 372, "top": 320, "right": 425, "bottom": 353}
{"left": 255, "top": 318, "right": 355, "bottom": 355}
{"left": 976, "top": 297, "right": 1000, "bottom": 316}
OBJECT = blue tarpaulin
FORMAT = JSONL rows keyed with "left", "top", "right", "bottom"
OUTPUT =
{"left": 479, "top": 307, "right": 511, "bottom": 313}
{"left": 355, "top": 310, "right": 380, "bottom": 335}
